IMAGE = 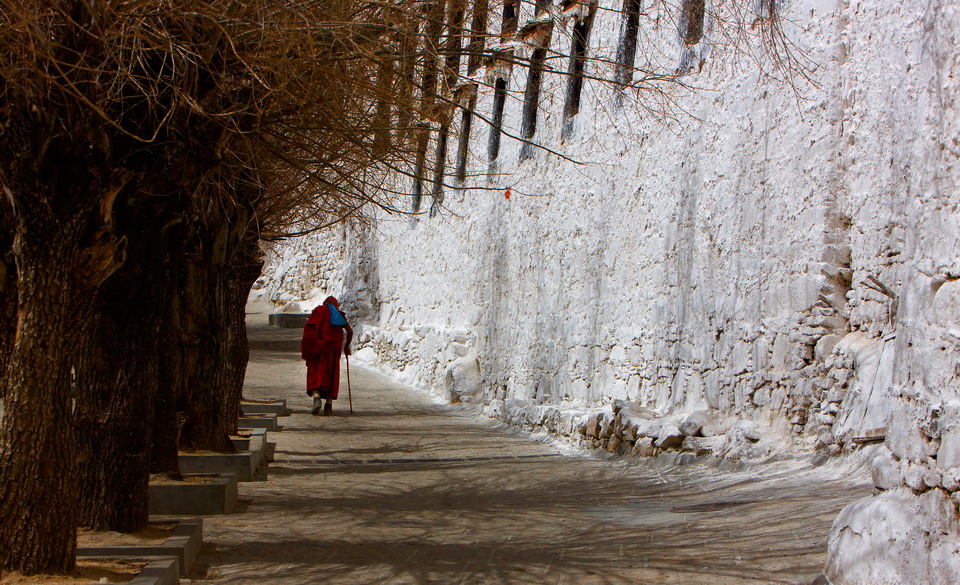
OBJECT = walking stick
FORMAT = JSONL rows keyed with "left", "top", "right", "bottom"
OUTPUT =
{"left": 345, "top": 353, "right": 354, "bottom": 414}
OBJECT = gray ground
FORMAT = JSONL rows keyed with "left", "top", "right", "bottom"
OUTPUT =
{"left": 183, "top": 306, "right": 873, "bottom": 585}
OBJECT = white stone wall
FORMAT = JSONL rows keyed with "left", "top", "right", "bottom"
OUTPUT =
{"left": 261, "top": 1, "right": 960, "bottom": 581}
{"left": 820, "top": 2, "right": 960, "bottom": 582}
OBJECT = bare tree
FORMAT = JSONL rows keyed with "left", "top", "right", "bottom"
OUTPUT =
{"left": 0, "top": 0, "right": 418, "bottom": 572}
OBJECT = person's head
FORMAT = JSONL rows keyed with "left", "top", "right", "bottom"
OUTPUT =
{"left": 324, "top": 296, "right": 339, "bottom": 309}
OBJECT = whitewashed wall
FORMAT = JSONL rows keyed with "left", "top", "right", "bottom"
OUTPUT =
{"left": 261, "top": 1, "right": 960, "bottom": 582}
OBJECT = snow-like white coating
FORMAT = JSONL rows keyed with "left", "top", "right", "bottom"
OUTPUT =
{"left": 257, "top": 1, "right": 960, "bottom": 582}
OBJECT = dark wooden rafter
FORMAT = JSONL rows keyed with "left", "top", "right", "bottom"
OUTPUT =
{"left": 561, "top": 0, "right": 599, "bottom": 137}
{"left": 518, "top": 0, "right": 554, "bottom": 160}
{"left": 430, "top": 0, "right": 468, "bottom": 216}
{"left": 373, "top": 3, "right": 413, "bottom": 154}
{"left": 454, "top": 0, "right": 487, "bottom": 185}
{"left": 487, "top": 0, "right": 519, "bottom": 163}
{"left": 682, "top": 0, "right": 706, "bottom": 46}
{"left": 455, "top": 0, "right": 489, "bottom": 185}
{"left": 465, "top": 0, "right": 489, "bottom": 75}
{"left": 454, "top": 87, "right": 478, "bottom": 184}
{"left": 488, "top": 76, "right": 509, "bottom": 162}
{"left": 614, "top": 0, "right": 642, "bottom": 88}
{"left": 429, "top": 122, "right": 451, "bottom": 216}
{"left": 412, "top": 0, "right": 447, "bottom": 213}
{"left": 519, "top": 45, "right": 547, "bottom": 141}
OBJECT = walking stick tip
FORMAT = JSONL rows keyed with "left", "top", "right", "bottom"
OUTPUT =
{"left": 346, "top": 353, "right": 354, "bottom": 414}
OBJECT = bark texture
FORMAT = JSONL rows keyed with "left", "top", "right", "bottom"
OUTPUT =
{"left": 0, "top": 215, "right": 110, "bottom": 554}
{"left": 74, "top": 200, "right": 176, "bottom": 532}
{"left": 0, "top": 202, "right": 15, "bottom": 393}
{"left": 0, "top": 202, "right": 88, "bottom": 574}
{"left": 178, "top": 208, "right": 262, "bottom": 452}
{"left": 0, "top": 69, "right": 126, "bottom": 567}
{"left": 74, "top": 300, "right": 157, "bottom": 532}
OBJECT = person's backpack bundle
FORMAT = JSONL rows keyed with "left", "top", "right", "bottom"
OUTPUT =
{"left": 327, "top": 303, "right": 347, "bottom": 327}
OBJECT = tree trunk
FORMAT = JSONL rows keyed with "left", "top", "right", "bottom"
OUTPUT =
{"left": 0, "top": 206, "right": 15, "bottom": 397}
{"left": 0, "top": 114, "right": 128, "bottom": 570}
{"left": 150, "top": 252, "right": 188, "bottom": 474}
{"left": 74, "top": 306, "right": 157, "bottom": 531}
{"left": 0, "top": 231, "right": 80, "bottom": 574}
{"left": 74, "top": 212, "right": 172, "bottom": 531}
{"left": 178, "top": 211, "right": 262, "bottom": 452}
{"left": 220, "top": 223, "right": 264, "bottom": 431}
{"left": 178, "top": 255, "right": 236, "bottom": 452}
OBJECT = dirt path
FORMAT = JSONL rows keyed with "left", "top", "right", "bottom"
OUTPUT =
{"left": 184, "top": 312, "right": 872, "bottom": 585}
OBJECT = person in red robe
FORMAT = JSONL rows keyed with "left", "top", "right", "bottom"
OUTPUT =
{"left": 300, "top": 296, "right": 353, "bottom": 415}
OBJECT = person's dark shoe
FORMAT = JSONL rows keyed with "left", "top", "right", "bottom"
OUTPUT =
{"left": 323, "top": 403, "right": 333, "bottom": 416}
{"left": 311, "top": 404, "right": 321, "bottom": 415}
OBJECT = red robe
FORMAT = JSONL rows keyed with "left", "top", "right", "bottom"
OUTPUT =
{"left": 300, "top": 304, "right": 345, "bottom": 399}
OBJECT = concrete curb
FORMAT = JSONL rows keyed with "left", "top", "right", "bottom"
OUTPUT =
{"left": 78, "top": 518, "right": 201, "bottom": 578}
{"left": 148, "top": 474, "right": 238, "bottom": 515}
{"left": 239, "top": 428, "right": 269, "bottom": 459}
{"left": 131, "top": 558, "right": 180, "bottom": 585}
{"left": 238, "top": 414, "right": 279, "bottom": 431}
{"left": 77, "top": 557, "right": 180, "bottom": 585}
{"left": 241, "top": 399, "right": 288, "bottom": 416}
{"left": 178, "top": 451, "right": 259, "bottom": 482}
{"left": 230, "top": 436, "right": 252, "bottom": 451}
{"left": 231, "top": 438, "right": 261, "bottom": 468}
{"left": 263, "top": 442, "right": 276, "bottom": 463}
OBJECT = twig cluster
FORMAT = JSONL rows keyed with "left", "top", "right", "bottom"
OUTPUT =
{"left": 0, "top": 0, "right": 814, "bottom": 237}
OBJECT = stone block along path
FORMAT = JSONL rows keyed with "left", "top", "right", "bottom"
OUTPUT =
{"left": 183, "top": 312, "right": 873, "bottom": 585}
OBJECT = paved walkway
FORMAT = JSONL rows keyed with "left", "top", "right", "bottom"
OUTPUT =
{"left": 185, "top": 313, "right": 873, "bottom": 585}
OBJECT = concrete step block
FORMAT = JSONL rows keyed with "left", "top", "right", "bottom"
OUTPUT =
{"left": 76, "top": 558, "right": 178, "bottom": 585}
{"left": 133, "top": 558, "right": 180, "bottom": 585}
{"left": 237, "top": 413, "right": 278, "bottom": 431}
{"left": 230, "top": 436, "right": 265, "bottom": 469}
{"left": 246, "top": 427, "right": 268, "bottom": 438}
{"left": 240, "top": 398, "right": 288, "bottom": 416}
{"left": 263, "top": 442, "right": 276, "bottom": 463}
{"left": 148, "top": 474, "right": 238, "bottom": 515}
{"left": 78, "top": 518, "right": 201, "bottom": 578}
{"left": 237, "top": 428, "right": 268, "bottom": 453}
{"left": 230, "top": 436, "right": 251, "bottom": 452}
{"left": 178, "top": 451, "right": 258, "bottom": 482}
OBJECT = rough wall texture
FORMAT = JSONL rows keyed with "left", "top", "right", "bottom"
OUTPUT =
{"left": 260, "top": 1, "right": 959, "bottom": 581}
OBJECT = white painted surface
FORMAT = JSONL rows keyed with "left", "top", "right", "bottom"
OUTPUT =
{"left": 258, "top": 1, "right": 960, "bottom": 582}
